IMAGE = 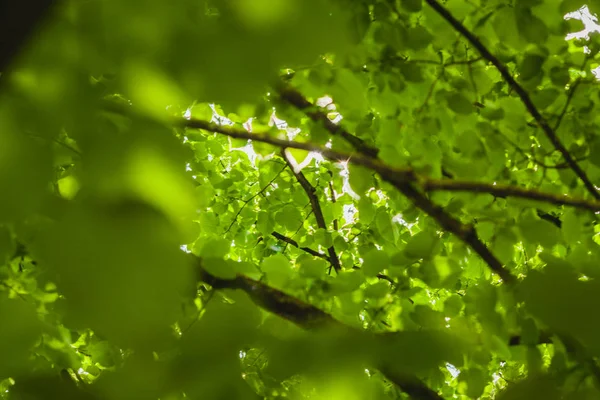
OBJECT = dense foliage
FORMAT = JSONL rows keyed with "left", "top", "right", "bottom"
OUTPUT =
{"left": 2, "top": 0, "right": 600, "bottom": 399}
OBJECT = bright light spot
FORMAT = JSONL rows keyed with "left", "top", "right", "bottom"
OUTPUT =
{"left": 565, "top": 5, "right": 600, "bottom": 65}
{"left": 493, "top": 372, "right": 501, "bottom": 384}
{"left": 210, "top": 104, "right": 234, "bottom": 126}
{"left": 343, "top": 204, "right": 357, "bottom": 224}
{"left": 243, "top": 118, "right": 253, "bottom": 132}
{"left": 77, "top": 368, "right": 89, "bottom": 376}
{"left": 445, "top": 317, "right": 450, "bottom": 321}
{"left": 393, "top": 214, "right": 417, "bottom": 231}
{"left": 239, "top": 350, "right": 246, "bottom": 359}
{"left": 316, "top": 96, "right": 334, "bottom": 108}
{"left": 183, "top": 108, "right": 192, "bottom": 120}
{"left": 270, "top": 110, "right": 301, "bottom": 139}
{"left": 180, "top": 244, "right": 191, "bottom": 253}
{"left": 446, "top": 363, "right": 460, "bottom": 378}
{"left": 339, "top": 162, "right": 360, "bottom": 200}
{"left": 185, "top": 163, "right": 192, "bottom": 172}
{"left": 232, "top": 141, "right": 258, "bottom": 166}
{"left": 330, "top": 113, "right": 343, "bottom": 124}
{"left": 565, "top": 5, "right": 600, "bottom": 40}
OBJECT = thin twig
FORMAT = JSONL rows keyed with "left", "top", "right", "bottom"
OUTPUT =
{"left": 553, "top": 77, "right": 585, "bottom": 132}
{"left": 181, "top": 117, "right": 600, "bottom": 283}
{"left": 280, "top": 149, "right": 342, "bottom": 273}
{"left": 185, "top": 119, "right": 599, "bottom": 213}
{"left": 271, "top": 231, "right": 329, "bottom": 260}
{"left": 275, "top": 82, "right": 379, "bottom": 158}
{"left": 186, "top": 119, "right": 517, "bottom": 280}
{"left": 224, "top": 166, "right": 286, "bottom": 233}
{"left": 423, "top": 179, "right": 600, "bottom": 212}
{"left": 191, "top": 255, "right": 443, "bottom": 400}
{"left": 424, "top": 0, "right": 600, "bottom": 200}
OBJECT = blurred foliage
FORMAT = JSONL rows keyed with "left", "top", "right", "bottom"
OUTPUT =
{"left": 1, "top": 0, "right": 600, "bottom": 399}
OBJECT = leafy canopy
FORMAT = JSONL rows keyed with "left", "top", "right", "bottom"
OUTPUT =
{"left": 1, "top": 0, "right": 600, "bottom": 399}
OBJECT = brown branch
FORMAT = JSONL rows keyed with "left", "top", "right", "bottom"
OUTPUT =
{"left": 182, "top": 118, "right": 413, "bottom": 179}
{"left": 184, "top": 118, "right": 517, "bottom": 283}
{"left": 184, "top": 115, "right": 595, "bottom": 283}
{"left": 272, "top": 85, "right": 515, "bottom": 283}
{"left": 388, "top": 180, "right": 515, "bottom": 284}
{"left": 191, "top": 255, "right": 443, "bottom": 400}
{"left": 280, "top": 149, "right": 342, "bottom": 273}
{"left": 424, "top": 0, "right": 600, "bottom": 200}
{"left": 423, "top": 179, "right": 600, "bottom": 212}
{"left": 274, "top": 82, "right": 380, "bottom": 158}
{"left": 271, "top": 231, "right": 329, "bottom": 260}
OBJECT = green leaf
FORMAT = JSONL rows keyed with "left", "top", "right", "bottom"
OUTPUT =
{"left": 518, "top": 265, "right": 600, "bottom": 353}
{"left": 407, "top": 26, "right": 434, "bottom": 50}
{"left": 518, "top": 213, "right": 561, "bottom": 248}
{"left": 399, "top": 62, "right": 425, "bottom": 82}
{"left": 362, "top": 249, "right": 390, "bottom": 277}
{"left": 0, "top": 226, "right": 14, "bottom": 265}
{"left": 404, "top": 230, "right": 438, "bottom": 259}
{"left": 461, "top": 368, "right": 487, "bottom": 399}
{"left": 445, "top": 92, "right": 475, "bottom": 115}
{"left": 532, "top": 88, "right": 560, "bottom": 109}
{"left": 589, "top": 138, "right": 600, "bottom": 168}
{"left": 401, "top": 0, "right": 422, "bottom": 12}
{"left": 313, "top": 228, "right": 333, "bottom": 248}
{"left": 299, "top": 258, "right": 327, "bottom": 278}
{"left": 375, "top": 208, "right": 397, "bottom": 243}
{"left": 519, "top": 53, "right": 546, "bottom": 80}
{"left": 200, "top": 238, "right": 231, "bottom": 259}
{"left": 348, "top": 164, "right": 372, "bottom": 195}
{"left": 444, "top": 295, "right": 463, "bottom": 317}
{"left": 516, "top": 9, "right": 549, "bottom": 44}
{"left": 276, "top": 205, "right": 304, "bottom": 231}
{"left": 261, "top": 254, "right": 292, "bottom": 287}
{"left": 549, "top": 66, "right": 571, "bottom": 87}
{"left": 363, "top": 281, "right": 390, "bottom": 299}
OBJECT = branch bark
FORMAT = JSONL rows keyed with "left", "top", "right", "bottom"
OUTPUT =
{"left": 275, "top": 82, "right": 379, "bottom": 158}
{"left": 424, "top": 0, "right": 600, "bottom": 200}
{"left": 280, "top": 149, "right": 342, "bottom": 273}
{"left": 271, "top": 231, "right": 329, "bottom": 260}
{"left": 184, "top": 117, "right": 516, "bottom": 284}
{"left": 423, "top": 179, "right": 600, "bottom": 212}
{"left": 191, "top": 254, "right": 443, "bottom": 400}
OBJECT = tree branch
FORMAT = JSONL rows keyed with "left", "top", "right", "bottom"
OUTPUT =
{"left": 271, "top": 231, "right": 329, "bottom": 260}
{"left": 280, "top": 149, "right": 342, "bottom": 273}
{"left": 191, "top": 255, "right": 443, "bottom": 400}
{"left": 182, "top": 118, "right": 410, "bottom": 178}
{"left": 183, "top": 118, "right": 518, "bottom": 283}
{"left": 422, "top": 179, "right": 600, "bottom": 212}
{"left": 267, "top": 88, "right": 515, "bottom": 283}
{"left": 386, "top": 180, "right": 516, "bottom": 284}
{"left": 424, "top": 0, "right": 600, "bottom": 200}
{"left": 275, "top": 82, "right": 380, "bottom": 158}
